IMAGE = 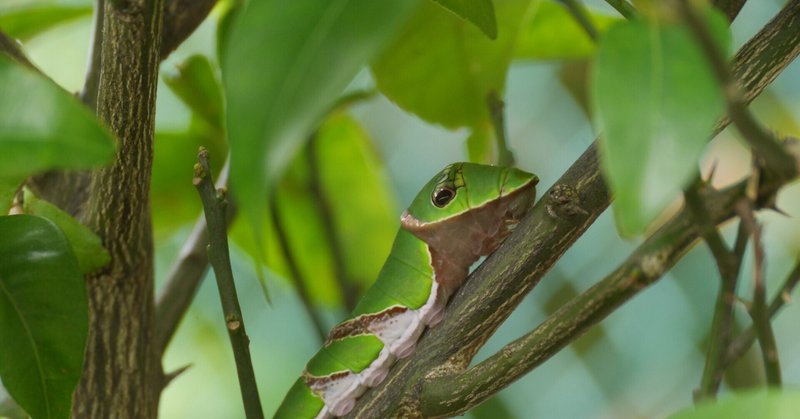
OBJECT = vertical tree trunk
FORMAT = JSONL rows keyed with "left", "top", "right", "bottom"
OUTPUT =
{"left": 71, "top": 0, "right": 164, "bottom": 417}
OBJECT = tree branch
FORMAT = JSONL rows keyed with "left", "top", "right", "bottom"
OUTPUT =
{"left": 725, "top": 259, "right": 800, "bottom": 367}
{"left": 421, "top": 155, "right": 797, "bottom": 417}
{"left": 0, "top": 30, "right": 36, "bottom": 70}
{"left": 72, "top": 0, "right": 165, "bottom": 416}
{"left": 194, "top": 148, "right": 264, "bottom": 419}
{"left": 160, "top": 0, "right": 218, "bottom": 60}
{"left": 712, "top": 0, "right": 747, "bottom": 22}
{"left": 685, "top": 180, "right": 747, "bottom": 401}
{"left": 80, "top": 0, "right": 105, "bottom": 110}
{"left": 346, "top": 1, "right": 800, "bottom": 416}
{"left": 155, "top": 157, "right": 233, "bottom": 355}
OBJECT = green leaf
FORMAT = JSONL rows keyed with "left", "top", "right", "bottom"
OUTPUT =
{"left": 0, "top": 174, "right": 24, "bottom": 215}
{"left": 230, "top": 113, "right": 397, "bottom": 305}
{"left": 0, "top": 55, "right": 116, "bottom": 181}
{"left": 163, "top": 55, "right": 225, "bottom": 131}
{"left": 591, "top": 11, "right": 730, "bottom": 236}
{"left": 430, "top": 0, "right": 497, "bottom": 39}
{"left": 222, "top": 0, "right": 416, "bottom": 232}
{"left": 0, "top": 214, "right": 88, "bottom": 419}
{"left": 515, "top": 0, "right": 620, "bottom": 60}
{"left": 371, "top": 0, "right": 531, "bottom": 130}
{"left": 0, "top": 4, "right": 92, "bottom": 41}
{"left": 22, "top": 189, "right": 110, "bottom": 274}
{"left": 669, "top": 390, "right": 800, "bottom": 419}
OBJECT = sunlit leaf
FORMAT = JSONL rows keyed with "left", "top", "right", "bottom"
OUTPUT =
{"left": 223, "top": 0, "right": 416, "bottom": 233}
{"left": 515, "top": 0, "right": 619, "bottom": 60}
{"left": 0, "top": 4, "right": 92, "bottom": 41}
{"left": 430, "top": 0, "right": 497, "bottom": 39}
{"left": 591, "top": 10, "right": 730, "bottom": 236}
{"left": 372, "top": 0, "right": 531, "bottom": 130}
{"left": 0, "top": 215, "right": 88, "bottom": 419}
{"left": 0, "top": 55, "right": 116, "bottom": 181}
{"left": 670, "top": 390, "right": 800, "bottom": 419}
{"left": 22, "top": 189, "right": 110, "bottom": 274}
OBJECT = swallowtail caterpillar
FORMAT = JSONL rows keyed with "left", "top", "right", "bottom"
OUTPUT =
{"left": 275, "top": 163, "right": 538, "bottom": 418}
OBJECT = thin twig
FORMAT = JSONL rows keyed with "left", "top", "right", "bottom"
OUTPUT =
{"left": 80, "top": 0, "right": 104, "bottom": 110}
{"left": 684, "top": 180, "right": 746, "bottom": 401}
{"left": 678, "top": 0, "right": 798, "bottom": 181}
{"left": 155, "top": 157, "right": 234, "bottom": 355}
{"left": 306, "top": 135, "right": 359, "bottom": 311}
{"left": 725, "top": 260, "right": 800, "bottom": 366}
{"left": 194, "top": 148, "right": 264, "bottom": 419}
{"left": 738, "top": 203, "right": 782, "bottom": 385}
{"left": 269, "top": 191, "right": 328, "bottom": 343}
{"left": 558, "top": 0, "right": 598, "bottom": 41}
{"left": 486, "top": 91, "right": 515, "bottom": 167}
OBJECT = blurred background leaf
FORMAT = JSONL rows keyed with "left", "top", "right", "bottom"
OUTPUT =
{"left": 430, "top": 0, "right": 498, "bottom": 39}
{"left": 0, "top": 3, "right": 91, "bottom": 41}
{"left": 669, "top": 389, "right": 800, "bottom": 419}
{"left": 591, "top": 9, "right": 730, "bottom": 236}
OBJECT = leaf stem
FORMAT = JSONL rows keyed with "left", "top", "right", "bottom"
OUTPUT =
{"left": 558, "top": 0, "right": 599, "bottom": 41}
{"left": 269, "top": 191, "right": 328, "bottom": 344}
{"left": 486, "top": 91, "right": 515, "bottom": 167}
{"left": 194, "top": 148, "right": 264, "bottom": 419}
{"left": 306, "top": 134, "right": 359, "bottom": 311}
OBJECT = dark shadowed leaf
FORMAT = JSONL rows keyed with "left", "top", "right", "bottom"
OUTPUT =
{"left": 0, "top": 215, "right": 88, "bottom": 419}
{"left": 430, "top": 0, "right": 497, "bottom": 39}
{"left": 0, "top": 55, "right": 116, "bottom": 181}
{"left": 223, "top": 0, "right": 416, "bottom": 233}
{"left": 591, "top": 10, "right": 730, "bottom": 236}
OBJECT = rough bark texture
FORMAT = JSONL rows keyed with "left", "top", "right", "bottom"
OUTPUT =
{"left": 70, "top": 0, "right": 164, "bottom": 417}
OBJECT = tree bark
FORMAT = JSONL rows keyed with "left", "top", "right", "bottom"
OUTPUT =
{"left": 70, "top": 0, "right": 164, "bottom": 417}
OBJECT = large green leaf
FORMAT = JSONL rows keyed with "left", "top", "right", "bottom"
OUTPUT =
{"left": 163, "top": 55, "right": 225, "bottom": 131}
{"left": 371, "top": 0, "right": 531, "bottom": 130}
{"left": 670, "top": 390, "right": 800, "bottom": 419}
{"left": 0, "top": 55, "right": 116, "bottom": 181}
{"left": 0, "top": 214, "right": 88, "bottom": 419}
{"left": 0, "top": 4, "right": 92, "bottom": 41}
{"left": 222, "top": 0, "right": 416, "bottom": 231}
{"left": 230, "top": 113, "right": 397, "bottom": 305}
{"left": 22, "top": 189, "right": 110, "bottom": 274}
{"left": 430, "top": 0, "right": 497, "bottom": 39}
{"left": 591, "top": 10, "right": 730, "bottom": 236}
{"left": 514, "top": 0, "right": 620, "bottom": 60}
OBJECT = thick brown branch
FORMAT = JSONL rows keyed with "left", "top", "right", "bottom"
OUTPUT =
{"left": 71, "top": 0, "right": 165, "bottom": 417}
{"left": 160, "top": 0, "right": 218, "bottom": 60}
{"left": 422, "top": 159, "right": 795, "bottom": 417}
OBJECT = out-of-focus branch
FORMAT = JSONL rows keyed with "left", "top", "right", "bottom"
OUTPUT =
{"left": 155, "top": 158, "right": 233, "bottom": 355}
{"left": 160, "top": 0, "right": 218, "bottom": 60}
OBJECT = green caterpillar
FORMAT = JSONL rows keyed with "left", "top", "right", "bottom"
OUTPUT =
{"left": 275, "top": 163, "right": 538, "bottom": 418}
